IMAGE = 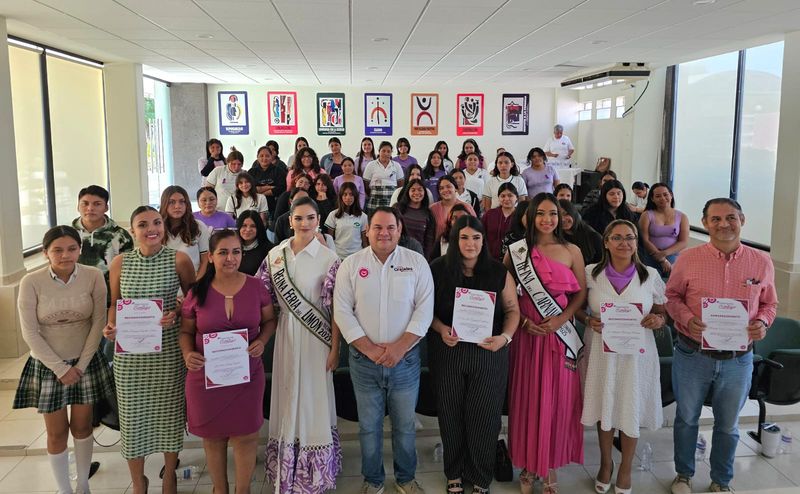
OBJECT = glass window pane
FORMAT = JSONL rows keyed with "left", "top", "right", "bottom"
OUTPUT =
{"left": 616, "top": 106, "right": 625, "bottom": 118}
{"left": 737, "top": 41, "right": 783, "bottom": 244}
{"left": 616, "top": 96, "right": 625, "bottom": 107}
{"left": 597, "top": 108, "right": 611, "bottom": 119}
{"left": 46, "top": 55, "right": 108, "bottom": 225}
{"left": 579, "top": 110, "right": 592, "bottom": 121}
{"left": 8, "top": 46, "right": 49, "bottom": 250}
{"left": 673, "top": 51, "right": 739, "bottom": 226}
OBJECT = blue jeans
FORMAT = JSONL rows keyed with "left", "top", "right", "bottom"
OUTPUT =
{"left": 672, "top": 339, "right": 753, "bottom": 486}
{"left": 349, "top": 344, "right": 420, "bottom": 486}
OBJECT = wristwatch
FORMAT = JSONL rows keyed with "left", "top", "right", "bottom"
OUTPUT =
{"left": 501, "top": 333, "right": 512, "bottom": 346}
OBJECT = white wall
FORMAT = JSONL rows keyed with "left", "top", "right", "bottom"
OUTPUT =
{"left": 204, "top": 85, "right": 578, "bottom": 168}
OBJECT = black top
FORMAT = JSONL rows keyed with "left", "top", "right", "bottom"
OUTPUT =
{"left": 582, "top": 204, "right": 639, "bottom": 237}
{"left": 316, "top": 197, "right": 337, "bottom": 231}
{"left": 564, "top": 223, "right": 603, "bottom": 266}
{"left": 273, "top": 191, "right": 292, "bottom": 225}
{"left": 239, "top": 241, "right": 271, "bottom": 276}
{"left": 274, "top": 212, "right": 292, "bottom": 244}
{"left": 429, "top": 256, "right": 508, "bottom": 336}
{"left": 248, "top": 164, "right": 288, "bottom": 218}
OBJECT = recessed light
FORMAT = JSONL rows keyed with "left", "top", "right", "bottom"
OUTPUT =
{"left": 197, "top": 34, "right": 214, "bottom": 39}
{"left": 367, "top": 66, "right": 379, "bottom": 70}
{"left": 371, "top": 37, "right": 389, "bottom": 42}
{"left": 591, "top": 40, "right": 607, "bottom": 45}
{"left": 365, "top": 79, "right": 375, "bottom": 82}
{"left": 264, "top": 78, "right": 273, "bottom": 81}
{"left": 693, "top": 0, "right": 716, "bottom": 4}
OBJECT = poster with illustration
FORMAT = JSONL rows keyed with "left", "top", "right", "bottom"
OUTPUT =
{"left": 317, "top": 93, "right": 345, "bottom": 136}
{"left": 502, "top": 93, "right": 529, "bottom": 135}
{"left": 267, "top": 91, "right": 298, "bottom": 134}
{"left": 364, "top": 93, "right": 393, "bottom": 136}
{"left": 218, "top": 91, "right": 249, "bottom": 135}
{"left": 410, "top": 93, "right": 438, "bottom": 136}
{"left": 456, "top": 93, "right": 484, "bottom": 136}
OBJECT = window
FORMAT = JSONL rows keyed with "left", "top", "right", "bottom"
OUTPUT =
{"left": 578, "top": 101, "right": 592, "bottom": 121}
{"left": 596, "top": 98, "right": 612, "bottom": 120}
{"left": 615, "top": 96, "right": 626, "bottom": 118}
{"left": 670, "top": 41, "right": 783, "bottom": 246}
{"left": 144, "top": 77, "right": 173, "bottom": 206}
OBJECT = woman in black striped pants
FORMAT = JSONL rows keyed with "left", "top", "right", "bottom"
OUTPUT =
{"left": 428, "top": 215, "right": 520, "bottom": 494}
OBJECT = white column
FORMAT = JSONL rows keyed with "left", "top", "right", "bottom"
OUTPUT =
{"left": 103, "top": 63, "right": 148, "bottom": 221}
{"left": 770, "top": 31, "right": 800, "bottom": 318}
{"left": 0, "top": 18, "right": 31, "bottom": 357}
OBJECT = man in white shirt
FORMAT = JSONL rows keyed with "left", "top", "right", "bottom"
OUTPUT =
{"left": 544, "top": 124, "right": 575, "bottom": 168}
{"left": 334, "top": 206, "right": 434, "bottom": 494}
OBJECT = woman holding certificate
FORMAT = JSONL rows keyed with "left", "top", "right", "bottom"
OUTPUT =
{"left": 577, "top": 220, "right": 666, "bottom": 494}
{"left": 429, "top": 215, "right": 520, "bottom": 494}
{"left": 258, "top": 196, "right": 342, "bottom": 493}
{"left": 179, "top": 229, "right": 275, "bottom": 494}
{"left": 102, "top": 206, "right": 196, "bottom": 494}
{"left": 504, "top": 192, "right": 586, "bottom": 494}
{"left": 14, "top": 226, "right": 114, "bottom": 494}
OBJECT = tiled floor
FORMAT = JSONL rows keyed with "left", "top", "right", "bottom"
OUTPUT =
{"left": 0, "top": 353, "right": 798, "bottom": 493}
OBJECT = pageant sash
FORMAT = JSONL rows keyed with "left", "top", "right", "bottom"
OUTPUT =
{"left": 509, "top": 239, "right": 583, "bottom": 361}
{"left": 268, "top": 247, "right": 332, "bottom": 347}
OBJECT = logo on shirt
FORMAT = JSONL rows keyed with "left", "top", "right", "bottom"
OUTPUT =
{"left": 273, "top": 256, "right": 283, "bottom": 266}
{"left": 354, "top": 222, "right": 361, "bottom": 228}
{"left": 358, "top": 267, "right": 369, "bottom": 278}
{"left": 393, "top": 266, "right": 413, "bottom": 272}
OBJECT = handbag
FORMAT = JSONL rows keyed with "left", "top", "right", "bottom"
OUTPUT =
{"left": 494, "top": 438, "right": 513, "bottom": 482}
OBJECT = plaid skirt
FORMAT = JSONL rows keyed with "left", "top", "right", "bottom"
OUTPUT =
{"left": 366, "top": 184, "right": 394, "bottom": 213}
{"left": 13, "top": 352, "right": 115, "bottom": 414}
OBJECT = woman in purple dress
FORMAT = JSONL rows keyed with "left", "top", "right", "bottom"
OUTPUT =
{"left": 179, "top": 229, "right": 276, "bottom": 494}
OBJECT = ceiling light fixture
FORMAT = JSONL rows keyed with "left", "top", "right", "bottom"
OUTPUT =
{"left": 591, "top": 40, "right": 607, "bottom": 45}
{"left": 561, "top": 62, "right": 650, "bottom": 89}
{"left": 367, "top": 66, "right": 378, "bottom": 70}
{"left": 197, "top": 34, "right": 214, "bottom": 39}
{"left": 693, "top": 0, "right": 716, "bottom": 4}
{"left": 371, "top": 37, "right": 389, "bottom": 42}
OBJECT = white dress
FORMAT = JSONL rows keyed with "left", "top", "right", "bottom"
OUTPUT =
{"left": 580, "top": 265, "right": 666, "bottom": 437}
{"left": 260, "top": 238, "right": 342, "bottom": 493}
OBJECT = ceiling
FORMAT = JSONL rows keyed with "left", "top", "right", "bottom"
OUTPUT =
{"left": 1, "top": 0, "right": 798, "bottom": 87}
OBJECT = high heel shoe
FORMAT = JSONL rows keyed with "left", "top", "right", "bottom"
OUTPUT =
{"left": 614, "top": 486, "right": 632, "bottom": 494}
{"left": 595, "top": 461, "right": 615, "bottom": 494}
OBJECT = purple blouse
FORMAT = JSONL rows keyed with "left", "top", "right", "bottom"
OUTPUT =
{"left": 647, "top": 210, "right": 682, "bottom": 250}
{"left": 395, "top": 155, "right": 418, "bottom": 172}
{"left": 521, "top": 164, "right": 558, "bottom": 197}
{"left": 332, "top": 175, "right": 366, "bottom": 209}
{"left": 194, "top": 211, "right": 236, "bottom": 230}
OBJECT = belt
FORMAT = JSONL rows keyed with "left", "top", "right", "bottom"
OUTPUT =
{"left": 678, "top": 333, "right": 752, "bottom": 360}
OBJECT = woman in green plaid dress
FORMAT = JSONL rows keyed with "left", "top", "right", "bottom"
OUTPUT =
{"left": 14, "top": 226, "right": 115, "bottom": 494}
{"left": 103, "top": 206, "right": 196, "bottom": 494}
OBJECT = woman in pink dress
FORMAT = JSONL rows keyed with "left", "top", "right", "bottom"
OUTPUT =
{"left": 503, "top": 192, "right": 587, "bottom": 494}
{"left": 179, "top": 229, "right": 276, "bottom": 494}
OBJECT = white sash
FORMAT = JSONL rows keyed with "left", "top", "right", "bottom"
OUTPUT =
{"left": 509, "top": 239, "right": 583, "bottom": 361}
{"left": 267, "top": 247, "right": 332, "bottom": 347}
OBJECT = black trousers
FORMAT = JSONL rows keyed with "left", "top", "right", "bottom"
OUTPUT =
{"left": 430, "top": 336, "right": 509, "bottom": 488}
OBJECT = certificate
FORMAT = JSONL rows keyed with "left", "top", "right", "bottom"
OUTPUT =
{"left": 451, "top": 287, "right": 496, "bottom": 344}
{"left": 203, "top": 329, "right": 251, "bottom": 389}
{"left": 600, "top": 302, "right": 647, "bottom": 355}
{"left": 115, "top": 299, "right": 163, "bottom": 354}
{"left": 701, "top": 298, "right": 749, "bottom": 351}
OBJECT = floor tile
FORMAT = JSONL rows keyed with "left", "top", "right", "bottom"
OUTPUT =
{"left": 0, "top": 455, "right": 58, "bottom": 492}
{"left": 726, "top": 455, "right": 796, "bottom": 491}
{"left": 0, "top": 458, "right": 21, "bottom": 483}
{"left": 0, "top": 419, "right": 45, "bottom": 450}
{"left": 81, "top": 451, "right": 133, "bottom": 490}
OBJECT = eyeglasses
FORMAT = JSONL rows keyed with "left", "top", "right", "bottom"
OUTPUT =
{"left": 609, "top": 235, "right": 637, "bottom": 243}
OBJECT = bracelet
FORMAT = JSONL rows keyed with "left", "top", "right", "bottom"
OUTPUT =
{"left": 501, "top": 333, "right": 513, "bottom": 346}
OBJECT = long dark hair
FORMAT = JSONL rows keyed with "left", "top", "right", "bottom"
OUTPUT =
{"left": 335, "top": 181, "right": 363, "bottom": 218}
{"left": 397, "top": 179, "right": 433, "bottom": 212}
{"left": 444, "top": 215, "right": 491, "bottom": 283}
{"left": 205, "top": 138, "right": 223, "bottom": 159}
{"left": 43, "top": 225, "right": 81, "bottom": 250}
{"left": 645, "top": 182, "right": 675, "bottom": 210}
{"left": 130, "top": 205, "right": 158, "bottom": 225}
{"left": 292, "top": 147, "right": 321, "bottom": 175}
{"left": 457, "top": 138, "right": 482, "bottom": 161}
{"left": 159, "top": 185, "right": 200, "bottom": 245}
{"left": 590, "top": 219, "right": 649, "bottom": 284}
{"left": 422, "top": 150, "right": 444, "bottom": 178}
{"left": 525, "top": 192, "right": 567, "bottom": 247}
{"left": 527, "top": 146, "right": 547, "bottom": 164}
{"left": 442, "top": 203, "right": 470, "bottom": 242}
{"left": 507, "top": 200, "right": 529, "bottom": 239}
{"left": 435, "top": 140, "right": 451, "bottom": 162}
{"left": 490, "top": 151, "right": 520, "bottom": 177}
{"left": 233, "top": 171, "right": 257, "bottom": 213}
{"left": 356, "top": 137, "right": 376, "bottom": 175}
{"left": 598, "top": 180, "right": 636, "bottom": 221}
{"left": 236, "top": 210, "right": 267, "bottom": 246}
{"left": 558, "top": 199, "right": 599, "bottom": 263}
{"left": 191, "top": 230, "right": 241, "bottom": 306}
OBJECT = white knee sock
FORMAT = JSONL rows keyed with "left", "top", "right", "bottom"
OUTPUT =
{"left": 48, "top": 449, "right": 74, "bottom": 494}
{"left": 73, "top": 436, "right": 93, "bottom": 494}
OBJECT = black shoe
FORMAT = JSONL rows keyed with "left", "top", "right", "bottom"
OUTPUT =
{"left": 159, "top": 458, "right": 180, "bottom": 479}
{"left": 88, "top": 461, "right": 100, "bottom": 478}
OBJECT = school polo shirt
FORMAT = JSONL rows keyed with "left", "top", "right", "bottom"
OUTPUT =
{"left": 363, "top": 159, "right": 404, "bottom": 187}
{"left": 334, "top": 246, "right": 434, "bottom": 345}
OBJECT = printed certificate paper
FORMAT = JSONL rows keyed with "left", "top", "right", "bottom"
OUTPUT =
{"left": 203, "top": 329, "right": 250, "bottom": 389}
{"left": 600, "top": 302, "right": 646, "bottom": 355}
{"left": 451, "top": 287, "right": 496, "bottom": 344}
{"left": 115, "top": 299, "right": 163, "bottom": 354}
{"left": 701, "top": 298, "right": 749, "bottom": 351}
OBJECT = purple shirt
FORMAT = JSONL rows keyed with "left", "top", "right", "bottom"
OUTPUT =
{"left": 521, "top": 164, "right": 558, "bottom": 197}
{"left": 194, "top": 211, "right": 236, "bottom": 230}
{"left": 333, "top": 175, "right": 366, "bottom": 209}
{"left": 395, "top": 155, "right": 418, "bottom": 172}
{"left": 424, "top": 169, "right": 447, "bottom": 202}
{"left": 647, "top": 210, "right": 682, "bottom": 250}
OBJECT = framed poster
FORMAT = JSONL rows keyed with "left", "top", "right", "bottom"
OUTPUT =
{"left": 317, "top": 92, "right": 345, "bottom": 136}
{"left": 267, "top": 91, "right": 298, "bottom": 135}
{"left": 502, "top": 93, "right": 529, "bottom": 135}
{"left": 364, "top": 93, "right": 392, "bottom": 136}
{"left": 410, "top": 93, "right": 438, "bottom": 136}
{"left": 218, "top": 91, "right": 249, "bottom": 135}
{"left": 456, "top": 93, "right": 484, "bottom": 136}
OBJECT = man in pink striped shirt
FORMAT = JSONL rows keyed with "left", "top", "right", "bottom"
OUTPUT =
{"left": 665, "top": 198, "right": 778, "bottom": 494}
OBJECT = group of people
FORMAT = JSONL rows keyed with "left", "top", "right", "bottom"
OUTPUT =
{"left": 13, "top": 125, "right": 777, "bottom": 494}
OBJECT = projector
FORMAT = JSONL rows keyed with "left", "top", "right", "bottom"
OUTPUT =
{"left": 561, "top": 62, "right": 650, "bottom": 89}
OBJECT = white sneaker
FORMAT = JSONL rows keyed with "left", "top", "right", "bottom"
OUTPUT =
{"left": 670, "top": 475, "right": 692, "bottom": 494}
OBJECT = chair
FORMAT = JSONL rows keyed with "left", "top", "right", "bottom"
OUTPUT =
{"left": 746, "top": 317, "right": 800, "bottom": 443}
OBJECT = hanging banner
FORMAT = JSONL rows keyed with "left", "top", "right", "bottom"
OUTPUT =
{"left": 502, "top": 93, "right": 529, "bottom": 135}
{"left": 317, "top": 92, "right": 345, "bottom": 136}
{"left": 410, "top": 93, "right": 439, "bottom": 136}
{"left": 218, "top": 91, "right": 249, "bottom": 135}
{"left": 364, "top": 93, "right": 393, "bottom": 136}
{"left": 456, "top": 93, "right": 484, "bottom": 136}
{"left": 267, "top": 91, "right": 298, "bottom": 135}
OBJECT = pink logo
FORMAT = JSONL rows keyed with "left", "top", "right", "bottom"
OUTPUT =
{"left": 154, "top": 345, "right": 161, "bottom": 351}
{"left": 243, "top": 375, "right": 249, "bottom": 381}
{"left": 358, "top": 267, "right": 369, "bottom": 278}
{"left": 639, "top": 348, "right": 645, "bottom": 354}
